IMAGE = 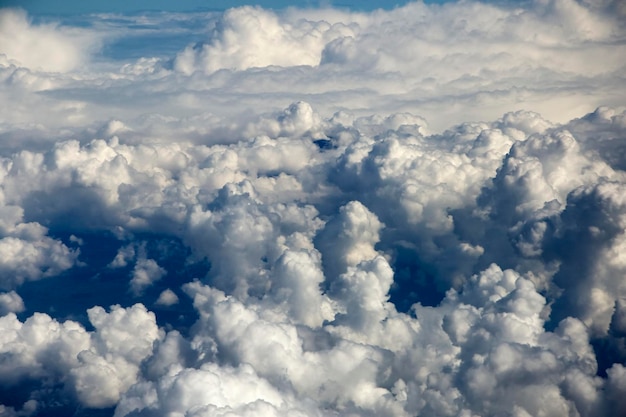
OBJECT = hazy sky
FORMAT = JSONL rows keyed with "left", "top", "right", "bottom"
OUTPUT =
{"left": 1, "top": 1, "right": 625, "bottom": 416}
{"left": 3, "top": 0, "right": 426, "bottom": 14}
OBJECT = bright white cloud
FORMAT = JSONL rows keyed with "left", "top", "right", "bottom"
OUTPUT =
{"left": 174, "top": 6, "right": 353, "bottom": 74}
{"left": 0, "top": 8, "right": 98, "bottom": 72}
{"left": 0, "top": 215, "right": 78, "bottom": 288}
{"left": 0, "top": 304, "right": 160, "bottom": 410}
{"left": 0, "top": 1, "right": 625, "bottom": 416}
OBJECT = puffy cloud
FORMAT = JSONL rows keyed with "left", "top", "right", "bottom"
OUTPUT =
{"left": 0, "top": 0, "right": 621, "bottom": 143}
{"left": 155, "top": 289, "right": 179, "bottom": 307}
{"left": 0, "top": 1, "right": 626, "bottom": 417}
{"left": 0, "top": 8, "right": 98, "bottom": 72}
{"left": 0, "top": 291, "right": 25, "bottom": 315}
{"left": 114, "top": 363, "right": 295, "bottom": 417}
{"left": 546, "top": 181, "right": 626, "bottom": 335}
{"left": 1, "top": 100, "right": 625, "bottom": 415}
{"left": 129, "top": 258, "right": 167, "bottom": 296}
{"left": 173, "top": 6, "right": 355, "bottom": 74}
{"left": 0, "top": 235, "right": 76, "bottom": 287}
{"left": 316, "top": 200, "right": 384, "bottom": 280}
{"left": 0, "top": 203, "right": 78, "bottom": 288}
{"left": 71, "top": 304, "right": 162, "bottom": 407}
{"left": 179, "top": 281, "right": 403, "bottom": 415}
{"left": 270, "top": 248, "right": 335, "bottom": 328}
{"left": 439, "top": 265, "right": 604, "bottom": 417}
{"left": 0, "top": 304, "right": 161, "bottom": 410}
{"left": 1, "top": 98, "right": 625, "bottom": 416}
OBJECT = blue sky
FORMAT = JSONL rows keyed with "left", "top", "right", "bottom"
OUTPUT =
{"left": 1, "top": 0, "right": 444, "bottom": 14}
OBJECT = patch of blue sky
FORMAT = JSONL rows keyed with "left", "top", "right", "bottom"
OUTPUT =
{"left": 2, "top": 0, "right": 455, "bottom": 15}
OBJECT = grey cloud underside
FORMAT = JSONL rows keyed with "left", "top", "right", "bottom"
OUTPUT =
{"left": 1, "top": 1, "right": 626, "bottom": 416}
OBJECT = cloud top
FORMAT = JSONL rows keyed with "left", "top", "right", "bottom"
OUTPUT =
{"left": 0, "top": 8, "right": 98, "bottom": 72}
{"left": 0, "top": 1, "right": 625, "bottom": 416}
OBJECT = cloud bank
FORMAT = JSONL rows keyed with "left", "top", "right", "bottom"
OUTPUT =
{"left": 0, "top": 1, "right": 625, "bottom": 416}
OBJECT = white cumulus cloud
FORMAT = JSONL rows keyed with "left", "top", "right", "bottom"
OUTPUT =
{"left": 0, "top": 1, "right": 625, "bottom": 416}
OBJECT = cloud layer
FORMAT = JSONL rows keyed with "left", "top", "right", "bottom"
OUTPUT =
{"left": 0, "top": 1, "right": 625, "bottom": 416}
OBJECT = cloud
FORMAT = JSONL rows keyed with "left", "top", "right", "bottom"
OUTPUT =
{"left": 0, "top": 8, "right": 98, "bottom": 72}
{"left": 72, "top": 304, "right": 162, "bottom": 407}
{"left": 2, "top": 0, "right": 621, "bottom": 137}
{"left": 173, "top": 6, "right": 355, "bottom": 74}
{"left": 0, "top": 1, "right": 626, "bottom": 416}
{"left": 155, "top": 288, "right": 179, "bottom": 306}
{"left": 0, "top": 207, "right": 78, "bottom": 288}
{"left": 0, "top": 291, "right": 24, "bottom": 315}
{"left": 130, "top": 258, "right": 167, "bottom": 296}
{"left": 2, "top": 99, "right": 626, "bottom": 415}
{"left": 0, "top": 304, "right": 160, "bottom": 411}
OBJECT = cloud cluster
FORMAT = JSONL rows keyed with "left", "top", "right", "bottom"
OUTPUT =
{"left": 0, "top": 1, "right": 625, "bottom": 416}
{"left": 0, "top": 8, "right": 98, "bottom": 73}
{"left": 2, "top": 0, "right": 624, "bottom": 137}
{"left": 174, "top": 6, "right": 354, "bottom": 74}
{"left": 0, "top": 304, "right": 160, "bottom": 413}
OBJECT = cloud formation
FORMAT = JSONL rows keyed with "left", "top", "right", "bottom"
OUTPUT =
{"left": 0, "top": 8, "right": 98, "bottom": 73}
{"left": 0, "top": 1, "right": 625, "bottom": 416}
